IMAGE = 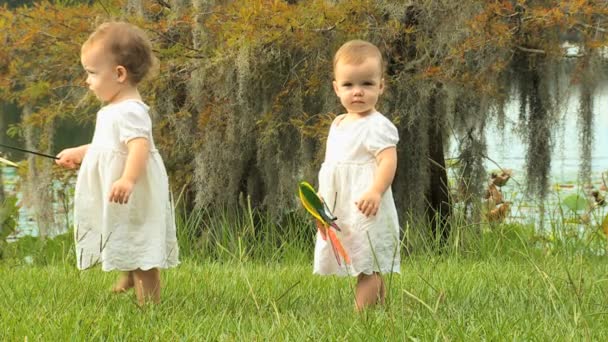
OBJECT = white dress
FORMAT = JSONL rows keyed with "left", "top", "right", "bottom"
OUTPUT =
{"left": 313, "top": 111, "right": 400, "bottom": 276}
{"left": 73, "top": 100, "right": 179, "bottom": 271}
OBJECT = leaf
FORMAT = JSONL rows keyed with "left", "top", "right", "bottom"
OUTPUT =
{"left": 562, "top": 194, "right": 588, "bottom": 213}
{"left": 0, "top": 196, "right": 19, "bottom": 240}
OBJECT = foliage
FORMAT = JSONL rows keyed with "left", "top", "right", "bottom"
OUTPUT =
{"left": 0, "top": 195, "right": 18, "bottom": 258}
{"left": 562, "top": 193, "right": 589, "bottom": 213}
{"left": 3, "top": 1, "right": 608, "bottom": 241}
{"left": 0, "top": 1, "right": 101, "bottom": 127}
{"left": 0, "top": 195, "right": 18, "bottom": 234}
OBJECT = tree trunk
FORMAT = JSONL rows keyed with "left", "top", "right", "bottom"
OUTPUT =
{"left": 124, "top": 0, "right": 144, "bottom": 16}
{"left": 23, "top": 105, "right": 56, "bottom": 239}
{"left": 426, "top": 90, "right": 451, "bottom": 245}
{"left": 0, "top": 104, "right": 5, "bottom": 204}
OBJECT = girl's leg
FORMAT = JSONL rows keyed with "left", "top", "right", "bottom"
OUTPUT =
{"left": 355, "top": 272, "right": 385, "bottom": 311}
{"left": 133, "top": 268, "right": 161, "bottom": 305}
{"left": 112, "top": 271, "right": 134, "bottom": 293}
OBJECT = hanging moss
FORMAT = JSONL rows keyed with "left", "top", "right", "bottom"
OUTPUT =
{"left": 576, "top": 55, "right": 600, "bottom": 185}
{"left": 382, "top": 1, "right": 491, "bottom": 236}
{"left": 578, "top": 81, "right": 593, "bottom": 185}
{"left": 507, "top": 53, "right": 555, "bottom": 199}
{"left": 191, "top": 39, "right": 337, "bottom": 214}
{"left": 448, "top": 88, "right": 489, "bottom": 223}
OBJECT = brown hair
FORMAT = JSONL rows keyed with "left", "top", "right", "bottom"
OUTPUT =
{"left": 333, "top": 39, "right": 384, "bottom": 75}
{"left": 83, "top": 21, "right": 155, "bottom": 84}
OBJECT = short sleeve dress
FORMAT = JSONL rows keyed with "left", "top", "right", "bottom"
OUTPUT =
{"left": 313, "top": 111, "right": 400, "bottom": 276}
{"left": 73, "top": 100, "right": 179, "bottom": 271}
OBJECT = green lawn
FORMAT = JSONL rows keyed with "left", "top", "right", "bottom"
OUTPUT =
{"left": 2, "top": 252, "right": 608, "bottom": 340}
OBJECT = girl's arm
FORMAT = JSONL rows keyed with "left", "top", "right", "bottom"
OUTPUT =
{"left": 355, "top": 147, "right": 397, "bottom": 217}
{"left": 108, "top": 138, "right": 150, "bottom": 204}
{"left": 55, "top": 144, "right": 90, "bottom": 169}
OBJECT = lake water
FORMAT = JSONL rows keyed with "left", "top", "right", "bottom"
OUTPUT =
{"left": 1, "top": 167, "right": 74, "bottom": 240}
{"left": 484, "top": 85, "right": 608, "bottom": 179}
{"left": 471, "top": 83, "right": 608, "bottom": 230}
{"left": 2, "top": 166, "right": 40, "bottom": 239}
{"left": 0, "top": 102, "right": 88, "bottom": 240}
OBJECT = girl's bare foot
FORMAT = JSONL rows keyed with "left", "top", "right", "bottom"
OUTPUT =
{"left": 133, "top": 268, "right": 161, "bottom": 305}
{"left": 111, "top": 271, "right": 134, "bottom": 293}
{"left": 355, "top": 272, "right": 385, "bottom": 312}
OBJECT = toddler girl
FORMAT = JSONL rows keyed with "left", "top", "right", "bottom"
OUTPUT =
{"left": 314, "top": 40, "right": 400, "bottom": 311}
{"left": 56, "top": 21, "right": 179, "bottom": 305}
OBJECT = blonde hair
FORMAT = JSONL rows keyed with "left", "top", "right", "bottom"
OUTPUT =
{"left": 333, "top": 39, "right": 384, "bottom": 75}
{"left": 82, "top": 21, "right": 155, "bottom": 84}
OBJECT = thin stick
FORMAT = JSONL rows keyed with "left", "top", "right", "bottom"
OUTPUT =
{"left": 0, "top": 143, "right": 58, "bottom": 160}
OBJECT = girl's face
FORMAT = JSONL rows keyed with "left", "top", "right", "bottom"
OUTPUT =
{"left": 333, "top": 57, "right": 384, "bottom": 116}
{"left": 80, "top": 43, "right": 127, "bottom": 104}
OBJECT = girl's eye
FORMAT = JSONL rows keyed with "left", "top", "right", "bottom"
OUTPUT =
{"left": 342, "top": 83, "right": 352, "bottom": 87}
{"left": 363, "top": 81, "right": 374, "bottom": 86}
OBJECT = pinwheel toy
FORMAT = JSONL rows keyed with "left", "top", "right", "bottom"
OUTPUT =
{"left": 298, "top": 181, "right": 350, "bottom": 265}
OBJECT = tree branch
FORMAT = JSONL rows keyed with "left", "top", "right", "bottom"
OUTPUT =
{"left": 95, "top": 0, "right": 110, "bottom": 16}
{"left": 155, "top": 0, "right": 172, "bottom": 9}
{"left": 149, "top": 29, "right": 204, "bottom": 53}
{"left": 576, "top": 21, "right": 608, "bottom": 33}
{"left": 515, "top": 45, "right": 546, "bottom": 54}
{"left": 311, "top": 18, "right": 346, "bottom": 32}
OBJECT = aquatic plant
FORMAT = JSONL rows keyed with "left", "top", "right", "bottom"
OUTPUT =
{"left": 0, "top": 196, "right": 19, "bottom": 259}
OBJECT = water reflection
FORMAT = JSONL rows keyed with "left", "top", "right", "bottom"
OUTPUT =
{"left": 471, "top": 82, "right": 608, "bottom": 231}
{"left": 1, "top": 102, "right": 92, "bottom": 238}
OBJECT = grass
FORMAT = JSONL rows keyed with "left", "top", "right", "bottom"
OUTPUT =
{"left": 2, "top": 207, "right": 608, "bottom": 339}
{"left": 2, "top": 254, "right": 608, "bottom": 340}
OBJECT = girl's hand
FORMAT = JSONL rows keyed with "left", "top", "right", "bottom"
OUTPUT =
{"left": 109, "top": 178, "right": 135, "bottom": 204}
{"left": 55, "top": 147, "right": 84, "bottom": 169}
{"left": 355, "top": 190, "right": 382, "bottom": 217}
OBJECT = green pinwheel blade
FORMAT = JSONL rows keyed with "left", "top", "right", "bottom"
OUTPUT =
{"left": 298, "top": 181, "right": 337, "bottom": 224}
{"left": 299, "top": 181, "right": 324, "bottom": 211}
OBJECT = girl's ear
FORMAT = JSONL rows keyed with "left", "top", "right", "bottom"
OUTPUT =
{"left": 332, "top": 80, "right": 339, "bottom": 95}
{"left": 116, "top": 65, "right": 128, "bottom": 83}
{"left": 379, "top": 78, "right": 385, "bottom": 95}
